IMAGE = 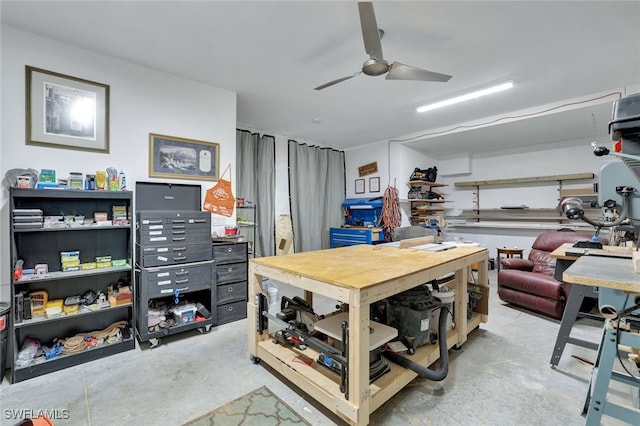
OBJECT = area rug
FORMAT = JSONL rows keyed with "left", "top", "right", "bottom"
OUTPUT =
{"left": 182, "top": 385, "right": 311, "bottom": 426}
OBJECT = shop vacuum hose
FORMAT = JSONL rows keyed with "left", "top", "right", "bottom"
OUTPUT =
{"left": 382, "top": 307, "right": 449, "bottom": 381}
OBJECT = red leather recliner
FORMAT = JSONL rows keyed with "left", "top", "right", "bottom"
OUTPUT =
{"left": 497, "top": 231, "right": 595, "bottom": 319}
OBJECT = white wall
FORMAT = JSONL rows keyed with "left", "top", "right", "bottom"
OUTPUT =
{"left": 439, "top": 140, "right": 619, "bottom": 257}
{"left": 0, "top": 26, "right": 237, "bottom": 302}
{"left": 345, "top": 139, "right": 437, "bottom": 226}
{"left": 344, "top": 134, "right": 622, "bottom": 260}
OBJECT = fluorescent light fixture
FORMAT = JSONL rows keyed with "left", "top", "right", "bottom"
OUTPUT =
{"left": 416, "top": 81, "right": 514, "bottom": 113}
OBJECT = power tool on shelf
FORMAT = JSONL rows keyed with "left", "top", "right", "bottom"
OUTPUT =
{"left": 276, "top": 296, "right": 323, "bottom": 335}
{"left": 256, "top": 293, "right": 350, "bottom": 396}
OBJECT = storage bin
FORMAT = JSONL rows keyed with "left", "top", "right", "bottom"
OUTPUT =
{"left": 262, "top": 278, "right": 278, "bottom": 306}
{"left": 429, "top": 287, "right": 454, "bottom": 333}
{"left": 173, "top": 305, "right": 196, "bottom": 325}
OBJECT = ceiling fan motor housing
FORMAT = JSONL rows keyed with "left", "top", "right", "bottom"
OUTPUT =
{"left": 363, "top": 58, "right": 389, "bottom": 76}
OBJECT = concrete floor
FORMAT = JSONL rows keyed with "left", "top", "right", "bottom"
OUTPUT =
{"left": 1, "top": 269, "right": 637, "bottom": 425}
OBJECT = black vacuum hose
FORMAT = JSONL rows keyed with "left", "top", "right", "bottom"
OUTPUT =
{"left": 382, "top": 306, "right": 449, "bottom": 381}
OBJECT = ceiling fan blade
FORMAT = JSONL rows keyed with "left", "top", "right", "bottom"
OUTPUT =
{"left": 314, "top": 72, "right": 361, "bottom": 90}
{"left": 386, "top": 62, "right": 452, "bottom": 82}
{"left": 358, "top": 2, "right": 384, "bottom": 60}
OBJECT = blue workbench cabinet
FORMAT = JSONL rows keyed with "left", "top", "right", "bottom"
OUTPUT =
{"left": 329, "top": 198, "right": 384, "bottom": 247}
{"left": 329, "top": 227, "right": 383, "bottom": 248}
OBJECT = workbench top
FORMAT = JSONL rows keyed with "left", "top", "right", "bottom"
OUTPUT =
{"left": 551, "top": 242, "right": 632, "bottom": 260}
{"left": 563, "top": 255, "right": 640, "bottom": 292}
{"left": 250, "top": 244, "right": 486, "bottom": 290}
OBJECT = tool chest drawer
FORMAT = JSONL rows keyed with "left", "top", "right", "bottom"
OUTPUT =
{"left": 329, "top": 227, "right": 382, "bottom": 248}
{"left": 216, "top": 300, "right": 247, "bottom": 325}
{"left": 136, "top": 211, "right": 210, "bottom": 243}
{"left": 216, "top": 281, "right": 248, "bottom": 305}
{"left": 212, "top": 243, "right": 248, "bottom": 264}
{"left": 215, "top": 262, "right": 248, "bottom": 285}
{"left": 138, "top": 261, "right": 214, "bottom": 299}
{"left": 136, "top": 242, "right": 212, "bottom": 267}
{"left": 137, "top": 228, "right": 210, "bottom": 245}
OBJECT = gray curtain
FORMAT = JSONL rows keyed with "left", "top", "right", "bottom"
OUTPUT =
{"left": 288, "top": 140, "right": 345, "bottom": 252}
{"left": 236, "top": 130, "right": 275, "bottom": 257}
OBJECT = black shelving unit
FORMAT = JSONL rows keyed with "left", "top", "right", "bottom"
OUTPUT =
{"left": 9, "top": 188, "right": 135, "bottom": 383}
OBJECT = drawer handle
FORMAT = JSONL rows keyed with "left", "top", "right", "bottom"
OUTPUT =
{"left": 227, "top": 287, "right": 233, "bottom": 292}
{"left": 228, "top": 306, "right": 234, "bottom": 312}
{"left": 173, "top": 247, "right": 186, "bottom": 252}
{"left": 173, "top": 225, "right": 185, "bottom": 230}
{"left": 175, "top": 279, "right": 189, "bottom": 284}
{"left": 227, "top": 267, "right": 233, "bottom": 272}
{"left": 172, "top": 220, "right": 186, "bottom": 224}
{"left": 175, "top": 271, "right": 189, "bottom": 276}
{"left": 174, "top": 256, "right": 187, "bottom": 261}
{"left": 173, "top": 237, "right": 186, "bottom": 241}
{"left": 177, "top": 286, "right": 189, "bottom": 292}
{"left": 226, "top": 248, "right": 233, "bottom": 253}
{"left": 173, "top": 230, "right": 186, "bottom": 234}
{"left": 147, "top": 220, "right": 162, "bottom": 224}
{"left": 194, "top": 219, "right": 207, "bottom": 223}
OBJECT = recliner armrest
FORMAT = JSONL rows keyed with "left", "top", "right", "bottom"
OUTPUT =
{"left": 500, "top": 258, "right": 534, "bottom": 271}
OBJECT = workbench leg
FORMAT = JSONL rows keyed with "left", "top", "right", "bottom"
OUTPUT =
{"left": 550, "top": 284, "right": 588, "bottom": 367}
{"left": 585, "top": 325, "right": 617, "bottom": 425}
{"left": 247, "top": 268, "right": 268, "bottom": 359}
{"left": 304, "top": 290, "right": 313, "bottom": 308}
{"left": 454, "top": 268, "right": 468, "bottom": 345}
{"left": 348, "top": 290, "right": 370, "bottom": 425}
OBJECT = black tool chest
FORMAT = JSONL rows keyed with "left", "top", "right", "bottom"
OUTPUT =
{"left": 135, "top": 210, "right": 215, "bottom": 347}
{"left": 136, "top": 211, "right": 211, "bottom": 267}
{"left": 212, "top": 241, "right": 248, "bottom": 325}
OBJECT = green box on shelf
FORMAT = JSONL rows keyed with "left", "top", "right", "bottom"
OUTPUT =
{"left": 40, "top": 169, "right": 56, "bottom": 183}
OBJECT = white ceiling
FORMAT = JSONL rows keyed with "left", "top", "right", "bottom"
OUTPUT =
{"left": 2, "top": 1, "right": 639, "bottom": 158}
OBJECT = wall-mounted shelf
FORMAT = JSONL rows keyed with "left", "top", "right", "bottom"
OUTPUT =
{"left": 454, "top": 173, "right": 595, "bottom": 188}
{"left": 405, "top": 181, "right": 449, "bottom": 226}
{"left": 449, "top": 172, "right": 597, "bottom": 228}
{"left": 447, "top": 221, "right": 596, "bottom": 231}
{"left": 456, "top": 207, "right": 601, "bottom": 222}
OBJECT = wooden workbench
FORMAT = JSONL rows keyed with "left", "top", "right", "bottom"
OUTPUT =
{"left": 247, "top": 244, "right": 489, "bottom": 425}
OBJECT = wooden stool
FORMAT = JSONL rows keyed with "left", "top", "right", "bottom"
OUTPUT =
{"left": 496, "top": 247, "right": 524, "bottom": 272}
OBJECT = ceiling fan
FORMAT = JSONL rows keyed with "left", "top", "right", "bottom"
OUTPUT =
{"left": 314, "top": 1, "right": 452, "bottom": 91}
